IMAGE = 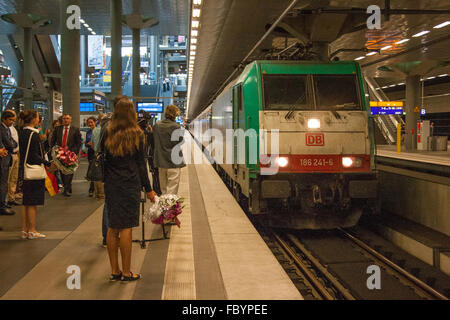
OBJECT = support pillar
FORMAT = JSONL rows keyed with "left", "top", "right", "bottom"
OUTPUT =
{"left": 405, "top": 75, "right": 421, "bottom": 151}
{"left": 23, "top": 27, "right": 33, "bottom": 110}
{"left": 132, "top": 28, "right": 141, "bottom": 104}
{"left": 312, "top": 42, "right": 330, "bottom": 61}
{"left": 60, "top": 0, "right": 81, "bottom": 127}
{"left": 111, "top": 0, "right": 123, "bottom": 102}
{"left": 80, "top": 35, "right": 86, "bottom": 87}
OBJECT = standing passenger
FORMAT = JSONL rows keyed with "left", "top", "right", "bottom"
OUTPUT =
{"left": 104, "top": 98, "right": 156, "bottom": 281}
{"left": 0, "top": 110, "right": 18, "bottom": 215}
{"left": 152, "top": 105, "right": 185, "bottom": 195}
{"left": 50, "top": 114, "right": 82, "bottom": 197}
{"left": 18, "top": 110, "right": 51, "bottom": 239}
{"left": 85, "top": 117, "right": 97, "bottom": 197}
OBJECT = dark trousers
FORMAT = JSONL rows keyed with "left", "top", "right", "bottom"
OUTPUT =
{"left": 0, "top": 165, "right": 9, "bottom": 209}
{"left": 62, "top": 173, "right": 74, "bottom": 192}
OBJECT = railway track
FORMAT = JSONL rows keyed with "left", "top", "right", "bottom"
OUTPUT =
{"left": 256, "top": 222, "right": 449, "bottom": 300}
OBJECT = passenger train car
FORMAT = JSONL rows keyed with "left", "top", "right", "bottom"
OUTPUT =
{"left": 190, "top": 61, "right": 378, "bottom": 229}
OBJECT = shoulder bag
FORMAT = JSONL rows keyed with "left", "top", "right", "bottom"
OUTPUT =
{"left": 24, "top": 131, "right": 47, "bottom": 180}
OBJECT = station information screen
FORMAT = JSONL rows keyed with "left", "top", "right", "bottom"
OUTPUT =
{"left": 137, "top": 102, "right": 164, "bottom": 113}
{"left": 369, "top": 101, "right": 404, "bottom": 115}
{"left": 370, "top": 107, "right": 403, "bottom": 115}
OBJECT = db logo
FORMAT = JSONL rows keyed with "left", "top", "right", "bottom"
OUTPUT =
{"left": 306, "top": 133, "right": 324, "bottom": 146}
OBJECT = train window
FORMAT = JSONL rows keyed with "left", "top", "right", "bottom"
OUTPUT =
{"left": 263, "top": 75, "right": 311, "bottom": 110}
{"left": 313, "top": 75, "right": 361, "bottom": 111}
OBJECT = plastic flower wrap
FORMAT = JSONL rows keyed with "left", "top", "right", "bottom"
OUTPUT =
{"left": 51, "top": 146, "right": 79, "bottom": 175}
{"left": 144, "top": 194, "right": 184, "bottom": 228}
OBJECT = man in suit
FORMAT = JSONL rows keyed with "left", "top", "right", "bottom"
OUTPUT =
{"left": 0, "top": 110, "right": 18, "bottom": 216}
{"left": 51, "top": 114, "right": 82, "bottom": 197}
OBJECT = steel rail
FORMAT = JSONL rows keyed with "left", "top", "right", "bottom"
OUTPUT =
{"left": 287, "top": 233, "right": 356, "bottom": 300}
{"left": 339, "top": 228, "right": 449, "bottom": 300}
{"left": 272, "top": 231, "right": 333, "bottom": 300}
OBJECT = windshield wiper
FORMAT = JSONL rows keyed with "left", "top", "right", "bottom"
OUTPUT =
{"left": 334, "top": 102, "right": 358, "bottom": 109}
{"left": 285, "top": 92, "right": 306, "bottom": 120}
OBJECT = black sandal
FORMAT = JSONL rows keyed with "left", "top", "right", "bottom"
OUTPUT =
{"left": 109, "top": 272, "right": 122, "bottom": 282}
{"left": 121, "top": 272, "right": 141, "bottom": 282}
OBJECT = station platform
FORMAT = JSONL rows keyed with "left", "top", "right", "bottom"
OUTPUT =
{"left": 376, "top": 145, "right": 450, "bottom": 167}
{"left": 0, "top": 145, "right": 302, "bottom": 300}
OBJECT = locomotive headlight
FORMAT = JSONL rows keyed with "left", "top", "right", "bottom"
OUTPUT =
{"left": 342, "top": 157, "right": 354, "bottom": 168}
{"left": 342, "top": 157, "right": 363, "bottom": 168}
{"left": 276, "top": 157, "right": 289, "bottom": 168}
{"left": 307, "top": 118, "right": 321, "bottom": 129}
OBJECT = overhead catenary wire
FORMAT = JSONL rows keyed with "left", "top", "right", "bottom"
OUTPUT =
{"left": 206, "top": 0, "right": 308, "bottom": 107}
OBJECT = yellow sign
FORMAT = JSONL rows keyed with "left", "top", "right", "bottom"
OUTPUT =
{"left": 103, "top": 75, "right": 111, "bottom": 83}
{"left": 414, "top": 106, "right": 420, "bottom": 113}
{"left": 370, "top": 101, "right": 404, "bottom": 107}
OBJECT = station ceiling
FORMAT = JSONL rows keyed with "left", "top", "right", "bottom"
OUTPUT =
{"left": 187, "top": 0, "right": 450, "bottom": 119}
{"left": 0, "top": 0, "right": 189, "bottom": 36}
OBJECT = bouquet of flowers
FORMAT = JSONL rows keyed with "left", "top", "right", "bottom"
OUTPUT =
{"left": 51, "top": 146, "right": 79, "bottom": 175}
{"left": 145, "top": 194, "right": 184, "bottom": 228}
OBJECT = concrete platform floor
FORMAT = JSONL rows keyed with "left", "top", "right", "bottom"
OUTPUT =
{"left": 376, "top": 144, "right": 450, "bottom": 166}
{"left": 0, "top": 151, "right": 302, "bottom": 300}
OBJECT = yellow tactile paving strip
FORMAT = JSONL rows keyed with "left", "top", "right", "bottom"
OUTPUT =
{"left": 161, "top": 166, "right": 196, "bottom": 300}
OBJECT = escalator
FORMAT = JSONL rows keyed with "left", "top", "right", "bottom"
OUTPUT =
{"left": 366, "top": 77, "right": 405, "bottom": 145}
{"left": 33, "top": 34, "right": 61, "bottom": 92}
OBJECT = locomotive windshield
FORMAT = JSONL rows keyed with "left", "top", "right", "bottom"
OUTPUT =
{"left": 263, "top": 75, "right": 311, "bottom": 110}
{"left": 263, "top": 74, "right": 362, "bottom": 111}
{"left": 313, "top": 74, "right": 361, "bottom": 111}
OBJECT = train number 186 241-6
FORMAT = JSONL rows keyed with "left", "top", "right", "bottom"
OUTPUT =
{"left": 299, "top": 157, "right": 334, "bottom": 167}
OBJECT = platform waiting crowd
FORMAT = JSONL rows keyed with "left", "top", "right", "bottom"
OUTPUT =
{"left": 0, "top": 96, "right": 185, "bottom": 282}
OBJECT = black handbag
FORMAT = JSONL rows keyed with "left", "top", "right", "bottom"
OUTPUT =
{"left": 86, "top": 129, "right": 105, "bottom": 182}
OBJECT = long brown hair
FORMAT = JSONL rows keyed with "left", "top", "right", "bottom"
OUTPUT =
{"left": 105, "top": 99, "right": 143, "bottom": 157}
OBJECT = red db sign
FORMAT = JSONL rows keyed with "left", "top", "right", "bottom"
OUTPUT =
{"left": 306, "top": 133, "right": 324, "bottom": 146}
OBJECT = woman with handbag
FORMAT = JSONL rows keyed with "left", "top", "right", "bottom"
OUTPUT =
{"left": 18, "top": 110, "right": 51, "bottom": 240}
{"left": 104, "top": 98, "right": 156, "bottom": 282}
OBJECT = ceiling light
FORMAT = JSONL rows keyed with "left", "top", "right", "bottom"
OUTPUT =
{"left": 83, "top": 23, "right": 89, "bottom": 28}
{"left": 191, "top": 38, "right": 197, "bottom": 44}
{"left": 92, "top": 32, "right": 96, "bottom": 35}
{"left": 193, "top": 9, "right": 201, "bottom": 17}
{"left": 438, "top": 74, "right": 448, "bottom": 77}
{"left": 397, "top": 82, "right": 405, "bottom": 85}
{"left": 381, "top": 45, "right": 392, "bottom": 50}
{"left": 389, "top": 84, "right": 396, "bottom": 87}
{"left": 193, "top": 0, "right": 202, "bottom": 4}
{"left": 88, "top": 28, "right": 93, "bottom": 32}
{"left": 426, "top": 76, "right": 435, "bottom": 80}
{"left": 395, "top": 39, "right": 410, "bottom": 44}
{"left": 354, "top": 56, "right": 365, "bottom": 61}
{"left": 80, "top": 19, "right": 85, "bottom": 24}
{"left": 190, "top": 51, "right": 196, "bottom": 56}
{"left": 192, "top": 21, "right": 199, "bottom": 28}
{"left": 412, "top": 30, "right": 430, "bottom": 37}
{"left": 191, "top": 30, "right": 198, "bottom": 37}
{"left": 366, "top": 52, "right": 377, "bottom": 56}
{"left": 382, "top": 86, "right": 388, "bottom": 89}
{"left": 433, "top": 21, "right": 450, "bottom": 29}
{"left": 190, "top": 45, "right": 196, "bottom": 50}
